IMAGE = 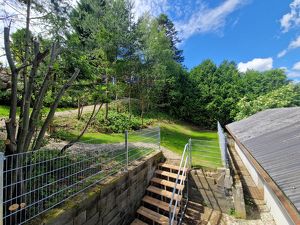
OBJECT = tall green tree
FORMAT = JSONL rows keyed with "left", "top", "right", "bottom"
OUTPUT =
{"left": 157, "top": 14, "right": 184, "bottom": 63}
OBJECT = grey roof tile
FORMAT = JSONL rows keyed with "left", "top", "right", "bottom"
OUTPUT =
{"left": 227, "top": 107, "right": 300, "bottom": 213}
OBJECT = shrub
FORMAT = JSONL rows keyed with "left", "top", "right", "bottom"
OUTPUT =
{"left": 93, "top": 111, "right": 153, "bottom": 133}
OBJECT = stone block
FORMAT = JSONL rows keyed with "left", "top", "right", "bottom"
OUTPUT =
{"left": 64, "top": 221, "right": 74, "bottom": 225}
{"left": 233, "top": 182, "right": 246, "bottom": 219}
{"left": 98, "top": 191, "right": 116, "bottom": 217}
{"left": 74, "top": 211, "right": 87, "bottom": 225}
{"left": 102, "top": 207, "right": 119, "bottom": 225}
{"left": 86, "top": 203, "right": 98, "bottom": 220}
{"left": 83, "top": 212, "right": 99, "bottom": 225}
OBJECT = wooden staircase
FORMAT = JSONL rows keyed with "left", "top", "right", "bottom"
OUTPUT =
{"left": 131, "top": 163, "right": 187, "bottom": 225}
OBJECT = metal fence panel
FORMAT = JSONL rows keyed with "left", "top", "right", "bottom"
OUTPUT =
{"left": 217, "top": 122, "right": 228, "bottom": 168}
{"left": 127, "top": 126, "right": 160, "bottom": 165}
{"left": 1, "top": 127, "right": 160, "bottom": 225}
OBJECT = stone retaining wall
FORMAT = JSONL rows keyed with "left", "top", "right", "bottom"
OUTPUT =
{"left": 30, "top": 150, "right": 164, "bottom": 225}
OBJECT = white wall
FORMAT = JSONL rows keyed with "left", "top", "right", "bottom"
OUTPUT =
{"left": 234, "top": 142, "right": 295, "bottom": 225}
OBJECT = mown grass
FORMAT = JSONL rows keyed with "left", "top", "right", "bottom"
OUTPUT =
{"left": 159, "top": 121, "right": 221, "bottom": 168}
{"left": 54, "top": 120, "right": 221, "bottom": 168}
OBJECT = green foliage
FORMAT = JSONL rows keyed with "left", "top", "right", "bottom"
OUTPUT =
{"left": 93, "top": 111, "right": 153, "bottom": 133}
{"left": 168, "top": 59, "right": 290, "bottom": 128}
{"left": 235, "top": 84, "right": 300, "bottom": 120}
{"left": 3, "top": 0, "right": 294, "bottom": 133}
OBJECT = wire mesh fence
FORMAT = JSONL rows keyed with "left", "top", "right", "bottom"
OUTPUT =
{"left": 127, "top": 126, "right": 160, "bottom": 165}
{"left": 1, "top": 127, "right": 160, "bottom": 225}
{"left": 217, "top": 122, "right": 228, "bottom": 168}
{"left": 189, "top": 122, "right": 229, "bottom": 168}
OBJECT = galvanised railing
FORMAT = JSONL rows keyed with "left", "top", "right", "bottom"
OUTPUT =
{"left": 169, "top": 142, "right": 191, "bottom": 225}
{"left": 217, "top": 122, "right": 228, "bottom": 168}
{"left": 0, "top": 127, "right": 160, "bottom": 225}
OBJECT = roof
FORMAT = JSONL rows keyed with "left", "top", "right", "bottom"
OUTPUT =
{"left": 226, "top": 107, "right": 300, "bottom": 214}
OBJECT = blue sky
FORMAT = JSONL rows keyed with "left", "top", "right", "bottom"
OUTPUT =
{"left": 134, "top": 0, "right": 300, "bottom": 80}
{"left": 2, "top": 0, "right": 300, "bottom": 80}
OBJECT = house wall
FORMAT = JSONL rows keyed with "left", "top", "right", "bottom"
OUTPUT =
{"left": 234, "top": 142, "right": 295, "bottom": 225}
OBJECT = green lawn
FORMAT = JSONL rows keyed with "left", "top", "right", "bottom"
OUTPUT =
{"left": 159, "top": 121, "right": 221, "bottom": 168}
{"left": 57, "top": 120, "right": 221, "bottom": 168}
{"left": 0, "top": 105, "right": 10, "bottom": 117}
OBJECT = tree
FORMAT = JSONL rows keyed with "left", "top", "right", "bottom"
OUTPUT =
{"left": 235, "top": 84, "right": 300, "bottom": 120}
{"left": 3, "top": 1, "right": 80, "bottom": 222}
{"left": 157, "top": 14, "right": 184, "bottom": 63}
{"left": 135, "top": 14, "right": 176, "bottom": 121}
{"left": 70, "top": 0, "right": 135, "bottom": 120}
{"left": 239, "top": 69, "right": 288, "bottom": 99}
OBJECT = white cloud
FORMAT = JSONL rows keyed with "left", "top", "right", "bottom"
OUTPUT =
{"left": 280, "top": 0, "right": 300, "bottom": 33}
{"left": 237, "top": 58, "right": 273, "bottom": 73}
{"left": 176, "top": 0, "right": 247, "bottom": 40}
{"left": 277, "top": 35, "right": 300, "bottom": 58}
{"left": 292, "top": 61, "right": 300, "bottom": 70}
{"left": 287, "top": 70, "right": 300, "bottom": 78}
{"left": 132, "top": 0, "right": 170, "bottom": 21}
{"left": 278, "top": 66, "right": 300, "bottom": 79}
{"left": 277, "top": 50, "right": 288, "bottom": 58}
{"left": 132, "top": 0, "right": 247, "bottom": 40}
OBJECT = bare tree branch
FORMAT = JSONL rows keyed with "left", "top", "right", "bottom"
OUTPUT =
{"left": 23, "top": 43, "right": 58, "bottom": 152}
{"left": 33, "top": 68, "right": 80, "bottom": 151}
{"left": 17, "top": 42, "right": 50, "bottom": 153}
{"left": 61, "top": 103, "right": 103, "bottom": 153}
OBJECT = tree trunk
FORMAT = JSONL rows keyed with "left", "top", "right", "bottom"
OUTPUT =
{"left": 4, "top": 27, "right": 18, "bottom": 155}
{"left": 33, "top": 68, "right": 80, "bottom": 151}
{"left": 129, "top": 85, "right": 131, "bottom": 120}
{"left": 77, "top": 98, "right": 81, "bottom": 120}
{"left": 23, "top": 44, "right": 57, "bottom": 153}
{"left": 18, "top": 0, "right": 31, "bottom": 132}
{"left": 17, "top": 42, "right": 49, "bottom": 153}
{"left": 105, "top": 71, "right": 109, "bottom": 120}
{"left": 141, "top": 96, "right": 144, "bottom": 127}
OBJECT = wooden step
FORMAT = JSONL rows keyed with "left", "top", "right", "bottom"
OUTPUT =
{"left": 142, "top": 195, "right": 179, "bottom": 215}
{"left": 137, "top": 206, "right": 178, "bottom": 225}
{"left": 159, "top": 163, "right": 187, "bottom": 172}
{"left": 155, "top": 170, "right": 186, "bottom": 180}
{"left": 147, "top": 185, "right": 182, "bottom": 202}
{"left": 151, "top": 177, "right": 184, "bottom": 191}
{"left": 130, "top": 218, "right": 148, "bottom": 225}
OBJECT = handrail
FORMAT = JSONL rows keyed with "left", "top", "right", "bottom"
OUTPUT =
{"left": 169, "top": 143, "right": 190, "bottom": 225}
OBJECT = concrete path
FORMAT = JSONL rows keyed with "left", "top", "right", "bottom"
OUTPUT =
{"left": 160, "top": 146, "right": 181, "bottom": 165}
{"left": 225, "top": 145, "right": 276, "bottom": 225}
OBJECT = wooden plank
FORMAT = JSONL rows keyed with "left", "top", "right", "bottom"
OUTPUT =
{"left": 137, "top": 206, "right": 177, "bottom": 225}
{"left": 142, "top": 195, "right": 179, "bottom": 215}
{"left": 151, "top": 177, "right": 184, "bottom": 191}
{"left": 130, "top": 218, "right": 148, "bottom": 225}
{"left": 147, "top": 185, "right": 182, "bottom": 202}
{"left": 155, "top": 170, "right": 186, "bottom": 180}
{"left": 159, "top": 163, "right": 186, "bottom": 172}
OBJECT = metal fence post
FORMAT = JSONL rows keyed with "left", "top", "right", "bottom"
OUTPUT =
{"left": 188, "top": 138, "right": 192, "bottom": 168}
{"left": 158, "top": 126, "right": 161, "bottom": 151}
{"left": 125, "top": 130, "right": 129, "bottom": 170}
{"left": 0, "top": 153, "right": 4, "bottom": 225}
